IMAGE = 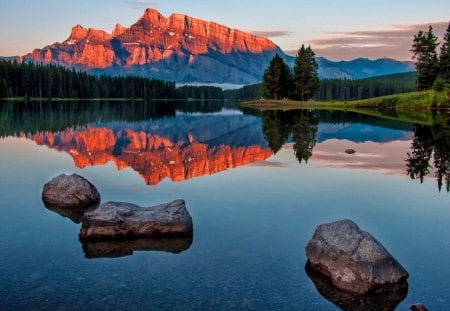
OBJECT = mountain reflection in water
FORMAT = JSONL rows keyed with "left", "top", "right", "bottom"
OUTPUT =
{"left": 1, "top": 100, "right": 448, "bottom": 191}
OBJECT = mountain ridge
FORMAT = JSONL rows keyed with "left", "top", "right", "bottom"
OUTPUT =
{"left": 14, "top": 8, "right": 415, "bottom": 84}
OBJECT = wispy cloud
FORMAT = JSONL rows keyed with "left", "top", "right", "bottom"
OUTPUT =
{"left": 124, "top": 1, "right": 157, "bottom": 10}
{"left": 250, "top": 30, "right": 291, "bottom": 38}
{"left": 310, "top": 21, "right": 448, "bottom": 60}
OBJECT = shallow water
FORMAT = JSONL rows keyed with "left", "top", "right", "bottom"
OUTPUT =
{"left": 0, "top": 101, "right": 449, "bottom": 310}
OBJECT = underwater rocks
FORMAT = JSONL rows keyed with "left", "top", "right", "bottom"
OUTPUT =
{"left": 306, "top": 219, "right": 408, "bottom": 295}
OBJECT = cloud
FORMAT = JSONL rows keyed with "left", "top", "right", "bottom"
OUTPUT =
{"left": 310, "top": 21, "right": 448, "bottom": 60}
{"left": 125, "top": 1, "right": 157, "bottom": 10}
{"left": 250, "top": 30, "right": 291, "bottom": 38}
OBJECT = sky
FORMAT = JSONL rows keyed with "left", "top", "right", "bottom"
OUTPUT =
{"left": 0, "top": 0, "right": 449, "bottom": 60}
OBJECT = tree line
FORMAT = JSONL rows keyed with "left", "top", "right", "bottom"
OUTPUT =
{"left": 412, "top": 21, "right": 450, "bottom": 90}
{"left": 0, "top": 60, "right": 226, "bottom": 100}
{"left": 316, "top": 72, "right": 416, "bottom": 101}
{"left": 176, "top": 85, "right": 224, "bottom": 100}
{"left": 226, "top": 72, "right": 416, "bottom": 102}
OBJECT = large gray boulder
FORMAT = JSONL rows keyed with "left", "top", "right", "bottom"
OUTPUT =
{"left": 305, "top": 220, "right": 408, "bottom": 294}
{"left": 42, "top": 174, "right": 100, "bottom": 209}
{"left": 79, "top": 200, "right": 193, "bottom": 241}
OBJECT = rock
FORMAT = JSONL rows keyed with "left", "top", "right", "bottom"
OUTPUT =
{"left": 305, "top": 219, "right": 408, "bottom": 294}
{"left": 81, "top": 237, "right": 193, "bottom": 259}
{"left": 410, "top": 304, "right": 429, "bottom": 311}
{"left": 79, "top": 199, "right": 193, "bottom": 241}
{"left": 42, "top": 173, "right": 100, "bottom": 209}
{"left": 306, "top": 262, "right": 408, "bottom": 311}
{"left": 345, "top": 149, "right": 356, "bottom": 154}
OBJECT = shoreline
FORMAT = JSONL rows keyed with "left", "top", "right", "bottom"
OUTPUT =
{"left": 241, "top": 90, "right": 450, "bottom": 111}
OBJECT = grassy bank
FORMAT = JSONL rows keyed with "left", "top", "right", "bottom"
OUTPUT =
{"left": 241, "top": 90, "right": 450, "bottom": 110}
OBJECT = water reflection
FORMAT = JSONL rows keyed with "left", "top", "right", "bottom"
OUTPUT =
{"left": 259, "top": 108, "right": 449, "bottom": 192}
{"left": 81, "top": 237, "right": 193, "bottom": 259}
{"left": 1, "top": 100, "right": 449, "bottom": 191}
{"left": 406, "top": 124, "right": 450, "bottom": 192}
{"left": 261, "top": 110, "right": 318, "bottom": 163}
{"left": 43, "top": 203, "right": 98, "bottom": 224}
{"left": 1, "top": 100, "right": 272, "bottom": 185}
{"left": 305, "top": 262, "right": 408, "bottom": 311}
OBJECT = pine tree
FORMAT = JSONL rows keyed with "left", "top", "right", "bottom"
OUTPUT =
{"left": 439, "top": 21, "right": 450, "bottom": 84}
{"left": 261, "top": 54, "right": 292, "bottom": 100}
{"left": 292, "top": 45, "right": 319, "bottom": 101}
{"left": 411, "top": 26, "right": 440, "bottom": 90}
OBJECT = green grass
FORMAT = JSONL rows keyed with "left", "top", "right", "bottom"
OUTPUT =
{"left": 241, "top": 90, "right": 450, "bottom": 111}
{"left": 241, "top": 90, "right": 450, "bottom": 127}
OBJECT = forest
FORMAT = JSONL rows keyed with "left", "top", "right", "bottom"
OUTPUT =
{"left": 0, "top": 60, "right": 223, "bottom": 100}
{"left": 225, "top": 72, "right": 417, "bottom": 101}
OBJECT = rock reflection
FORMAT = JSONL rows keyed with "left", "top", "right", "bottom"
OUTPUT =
{"left": 305, "top": 262, "right": 408, "bottom": 311}
{"left": 43, "top": 203, "right": 98, "bottom": 224}
{"left": 81, "top": 237, "right": 193, "bottom": 259}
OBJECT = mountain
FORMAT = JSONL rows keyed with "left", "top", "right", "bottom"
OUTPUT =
{"left": 317, "top": 57, "right": 415, "bottom": 79}
{"left": 20, "top": 8, "right": 415, "bottom": 84}
{"left": 23, "top": 8, "right": 283, "bottom": 85}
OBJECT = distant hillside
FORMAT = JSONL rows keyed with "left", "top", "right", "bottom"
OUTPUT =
{"left": 316, "top": 71, "right": 417, "bottom": 100}
{"left": 226, "top": 72, "right": 417, "bottom": 101}
{"left": 316, "top": 57, "right": 415, "bottom": 79}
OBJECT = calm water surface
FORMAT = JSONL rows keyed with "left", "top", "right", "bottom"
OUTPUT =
{"left": 0, "top": 101, "right": 449, "bottom": 310}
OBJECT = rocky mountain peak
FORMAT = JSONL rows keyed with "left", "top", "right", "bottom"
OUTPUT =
{"left": 24, "top": 8, "right": 283, "bottom": 84}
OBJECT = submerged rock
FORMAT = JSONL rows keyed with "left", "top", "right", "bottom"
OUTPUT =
{"left": 305, "top": 219, "right": 408, "bottom": 295}
{"left": 82, "top": 237, "right": 193, "bottom": 258}
{"left": 410, "top": 304, "right": 429, "bottom": 311}
{"left": 345, "top": 149, "right": 356, "bottom": 154}
{"left": 306, "top": 262, "right": 408, "bottom": 311}
{"left": 79, "top": 199, "right": 193, "bottom": 241}
{"left": 42, "top": 173, "right": 100, "bottom": 209}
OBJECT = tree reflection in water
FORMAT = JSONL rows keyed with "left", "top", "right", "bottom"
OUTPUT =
{"left": 407, "top": 123, "right": 450, "bottom": 192}
{"left": 261, "top": 109, "right": 318, "bottom": 163}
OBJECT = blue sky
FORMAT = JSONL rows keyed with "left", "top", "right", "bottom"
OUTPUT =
{"left": 0, "top": 0, "right": 449, "bottom": 60}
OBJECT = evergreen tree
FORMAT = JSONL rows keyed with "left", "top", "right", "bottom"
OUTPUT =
{"left": 292, "top": 45, "right": 319, "bottom": 101}
{"left": 439, "top": 21, "right": 450, "bottom": 84}
{"left": 411, "top": 26, "right": 440, "bottom": 90}
{"left": 261, "top": 54, "right": 292, "bottom": 100}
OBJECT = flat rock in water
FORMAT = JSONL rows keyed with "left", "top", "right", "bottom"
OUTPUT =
{"left": 305, "top": 219, "right": 408, "bottom": 294}
{"left": 42, "top": 174, "right": 100, "bottom": 209}
{"left": 79, "top": 199, "right": 193, "bottom": 241}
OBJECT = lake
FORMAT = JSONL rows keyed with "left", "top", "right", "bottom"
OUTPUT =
{"left": 0, "top": 100, "right": 449, "bottom": 310}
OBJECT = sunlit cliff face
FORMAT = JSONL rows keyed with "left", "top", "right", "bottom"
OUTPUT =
{"left": 26, "top": 8, "right": 278, "bottom": 69}
{"left": 28, "top": 126, "right": 273, "bottom": 185}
